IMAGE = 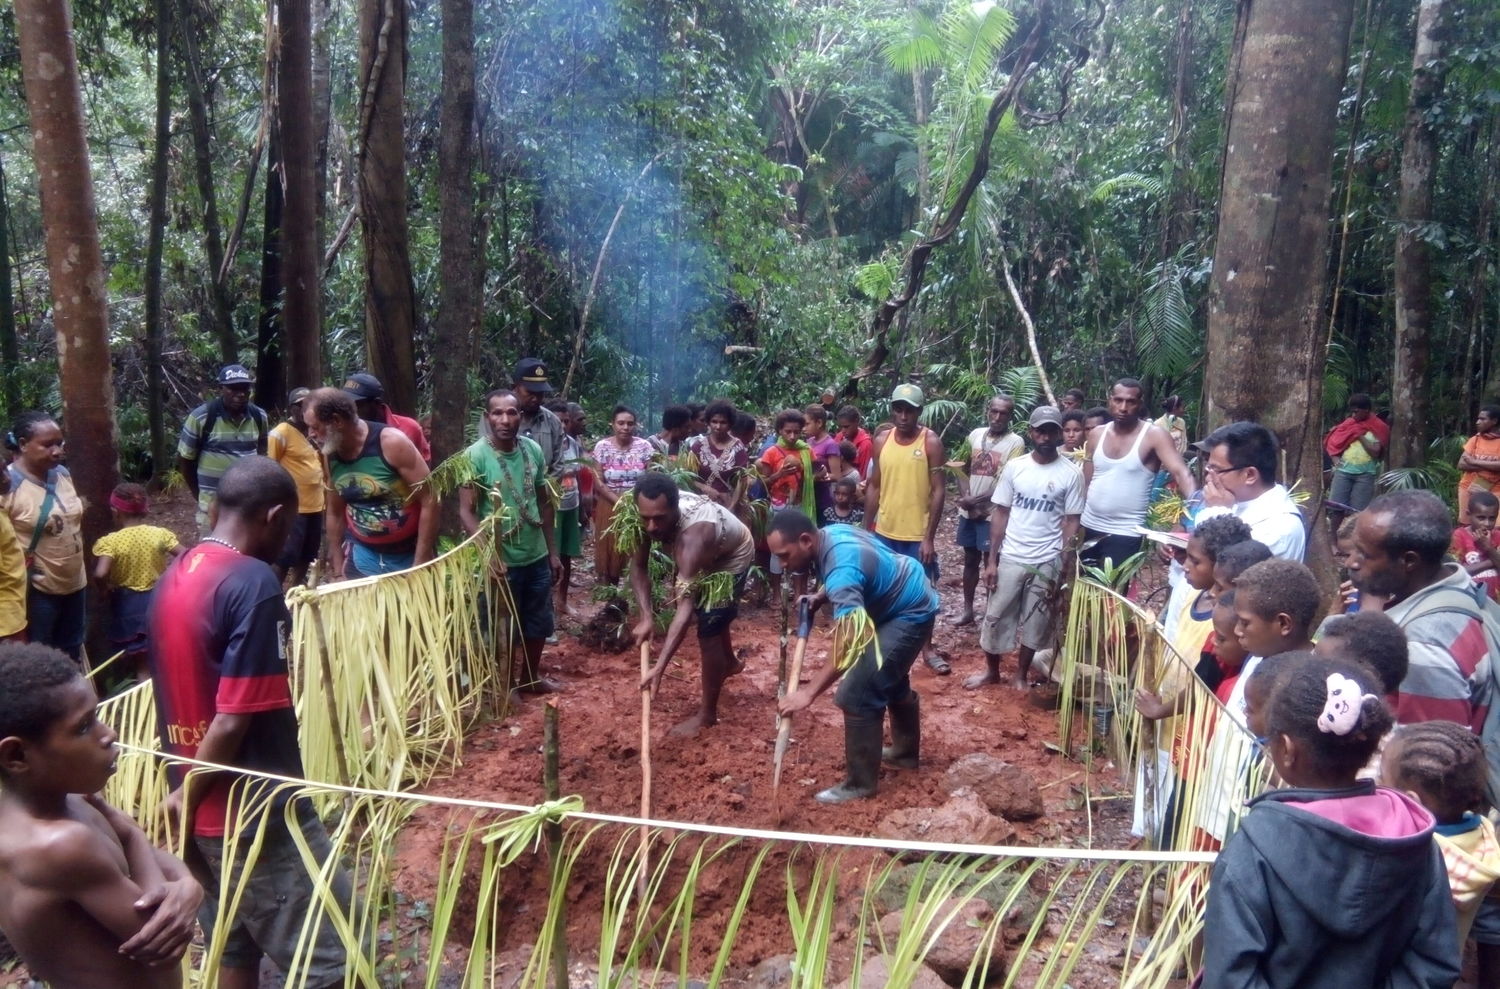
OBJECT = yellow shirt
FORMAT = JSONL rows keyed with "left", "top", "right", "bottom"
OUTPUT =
{"left": 93, "top": 525, "right": 180, "bottom": 592}
{"left": 267, "top": 421, "right": 327, "bottom": 514}
{"left": 875, "top": 427, "right": 935, "bottom": 542}
{"left": 0, "top": 513, "right": 25, "bottom": 636}
{"left": 3, "top": 466, "right": 86, "bottom": 595}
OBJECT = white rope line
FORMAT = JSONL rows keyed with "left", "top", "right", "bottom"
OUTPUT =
{"left": 115, "top": 743, "right": 1218, "bottom": 864}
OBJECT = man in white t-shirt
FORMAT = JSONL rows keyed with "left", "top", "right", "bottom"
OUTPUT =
{"left": 954, "top": 395, "right": 1025, "bottom": 626}
{"left": 968, "top": 406, "right": 1084, "bottom": 690}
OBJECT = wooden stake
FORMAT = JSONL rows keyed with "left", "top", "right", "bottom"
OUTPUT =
{"left": 542, "top": 701, "right": 568, "bottom": 989}
{"left": 637, "top": 640, "right": 653, "bottom": 902}
{"left": 773, "top": 600, "right": 813, "bottom": 823}
{"left": 303, "top": 567, "right": 353, "bottom": 801}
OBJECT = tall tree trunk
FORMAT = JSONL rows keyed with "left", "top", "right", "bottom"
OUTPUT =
{"left": 0, "top": 160, "right": 20, "bottom": 420}
{"left": 14, "top": 0, "right": 121, "bottom": 550}
{"left": 145, "top": 0, "right": 172, "bottom": 483}
{"left": 1389, "top": 0, "right": 1450, "bottom": 467}
{"left": 176, "top": 0, "right": 238, "bottom": 364}
{"left": 255, "top": 126, "right": 286, "bottom": 410}
{"left": 279, "top": 0, "right": 321, "bottom": 398}
{"left": 357, "top": 0, "right": 418, "bottom": 413}
{"left": 311, "top": 0, "right": 333, "bottom": 254}
{"left": 1204, "top": 0, "right": 1355, "bottom": 494}
{"left": 433, "top": 0, "right": 477, "bottom": 483}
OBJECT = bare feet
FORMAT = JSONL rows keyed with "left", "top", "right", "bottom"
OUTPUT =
{"left": 727, "top": 650, "right": 746, "bottom": 677}
{"left": 964, "top": 671, "right": 1001, "bottom": 690}
{"left": 668, "top": 712, "right": 716, "bottom": 737}
{"left": 953, "top": 609, "right": 976, "bottom": 627}
{"left": 518, "top": 676, "right": 563, "bottom": 695}
{"left": 1009, "top": 672, "right": 1031, "bottom": 691}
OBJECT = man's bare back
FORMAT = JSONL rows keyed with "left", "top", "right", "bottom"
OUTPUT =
{"left": 0, "top": 796, "right": 181, "bottom": 989}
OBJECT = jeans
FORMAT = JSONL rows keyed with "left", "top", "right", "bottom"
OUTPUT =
{"left": 28, "top": 587, "right": 86, "bottom": 661}
{"left": 834, "top": 615, "right": 936, "bottom": 718}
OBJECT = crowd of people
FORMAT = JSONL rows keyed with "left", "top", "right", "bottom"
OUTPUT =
{"left": 7, "top": 364, "right": 1500, "bottom": 987}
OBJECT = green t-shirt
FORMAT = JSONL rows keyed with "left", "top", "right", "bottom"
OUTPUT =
{"left": 465, "top": 436, "right": 549, "bottom": 567}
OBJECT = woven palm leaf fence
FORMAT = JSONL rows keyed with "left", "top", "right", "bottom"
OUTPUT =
{"left": 95, "top": 553, "right": 1265, "bottom": 988}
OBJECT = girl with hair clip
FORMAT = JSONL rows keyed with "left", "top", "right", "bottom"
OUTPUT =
{"left": 1199, "top": 656, "right": 1460, "bottom": 989}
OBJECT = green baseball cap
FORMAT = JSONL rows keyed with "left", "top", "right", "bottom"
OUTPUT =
{"left": 890, "top": 383, "right": 925, "bottom": 408}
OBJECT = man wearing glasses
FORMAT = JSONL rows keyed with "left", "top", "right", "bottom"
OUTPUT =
{"left": 1196, "top": 422, "right": 1306, "bottom": 561}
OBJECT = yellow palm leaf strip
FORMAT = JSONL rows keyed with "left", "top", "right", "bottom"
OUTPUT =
{"left": 830, "top": 609, "right": 879, "bottom": 672}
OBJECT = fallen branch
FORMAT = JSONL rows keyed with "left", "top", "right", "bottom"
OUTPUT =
{"left": 842, "top": 6, "right": 1054, "bottom": 396}
{"left": 1001, "top": 258, "right": 1057, "bottom": 406}
{"left": 322, "top": 203, "right": 359, "bottom": 276}
{"left": 561, "top": 153, "right": 664, "bottom": 398}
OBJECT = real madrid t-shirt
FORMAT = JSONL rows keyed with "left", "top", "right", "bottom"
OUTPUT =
{"left": 990, "top": 455, "right": 1084, "bottom": 565}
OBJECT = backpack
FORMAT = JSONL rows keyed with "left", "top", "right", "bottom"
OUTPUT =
{"left": 1396, "top": 580, "right": 1500, "bottom": 808}
{"left": 198, "top": 398, "right": 268, "bottom": 456}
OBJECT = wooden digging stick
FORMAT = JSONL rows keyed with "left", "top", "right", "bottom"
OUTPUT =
{"left": 773, "top": 599, "right": 814, "bottom": 823}
{"left": 638, "top": 640, "right": 653, "bottom": 902}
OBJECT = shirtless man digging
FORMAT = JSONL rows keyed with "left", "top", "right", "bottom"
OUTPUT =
{"left": 632, "top": 472, "right": 756, "bottom": 737}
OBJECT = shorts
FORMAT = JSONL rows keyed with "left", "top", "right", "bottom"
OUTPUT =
{"left": 505, "top": 556, "right": 556, "bottom": 641}
{"left": 193, "top": 805, "right": 352, "bottom": 983}
{"left": 1078, "top": 529, "right": 1144, "bottom": 572}
{"left": 696, "top": 570, "right": 748, "bottom": 640}
{"left": 555, "top": 506, "right": 582, "bottom": 558}
{"left": 875, "top": 534, "right": 940, "bottom": 584}
{"left": 107, "top": 586, "right": 152, "bottom": 657}
{"left": 348, "top": 541, "right": 414, "bottom": 578}
{"left": 1329, "top": 470, "right": 1377, "bottom": 513}
{"left": 979, "top": 556, "right": 1062, "bottom": 654}
{"left": 834, "top": 615, "right": 935, "bottom": 718}
{"left": 278, "top": 511, "right": 323, "bottom": 570}
{"left": 956, "top": 516, "right": 990, "bottom": 553}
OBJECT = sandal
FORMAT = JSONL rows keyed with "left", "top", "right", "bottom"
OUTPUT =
{"left": 924, "top": 651, "right": 952, "bottom": 676}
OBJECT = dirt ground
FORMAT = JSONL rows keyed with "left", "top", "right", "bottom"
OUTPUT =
{"left": 388, "top": 511, "right": 1152, "bottom": 986}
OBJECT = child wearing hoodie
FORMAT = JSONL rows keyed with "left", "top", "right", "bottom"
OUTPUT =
{"left": 1382, "top": 720, "right": 1500, "bottom": 949}
{"left": 1201, "top": 655, "right": 1459, "bottom": 988}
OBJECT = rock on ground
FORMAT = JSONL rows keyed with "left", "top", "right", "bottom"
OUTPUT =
{"left": 943, "top": 753, "right": 1044, "bottom": 821}
{"left": 879, "top": 897, "right": 1006, "bottom": 987}
{"left": 874, "top": 787, "right": 1017, "bottom": 846}
{"left": 834, "top": 952, "right": 949, "bottom": 989}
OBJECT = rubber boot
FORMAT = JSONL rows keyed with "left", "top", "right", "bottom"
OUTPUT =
{"left": 815, "top": 713, "right": 883, "bottom": 803}
{"left": 882, "top": 691, "right": 920, "bottom": 769}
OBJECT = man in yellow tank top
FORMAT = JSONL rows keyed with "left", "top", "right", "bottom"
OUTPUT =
{"left": 865, "top": 383, "right": 949, "bottom": 673}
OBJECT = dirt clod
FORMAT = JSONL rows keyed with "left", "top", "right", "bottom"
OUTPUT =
{"left": 944, "top": 753, "right": 1044, "bottom": 821}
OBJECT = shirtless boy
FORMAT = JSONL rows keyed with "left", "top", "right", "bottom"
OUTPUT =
{"left": 0, "top": 642, "right": 201, "bottom": 989}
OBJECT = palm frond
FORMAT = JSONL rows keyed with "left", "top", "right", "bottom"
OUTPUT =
{"left": 946, "top": 0, "right": 1017, "bottom": 92}
{"left": 1090, "top": 171, "right": 1168, "bottom": 203}
{"left": 880, "top": 11, "right": 944, "bottom": 73}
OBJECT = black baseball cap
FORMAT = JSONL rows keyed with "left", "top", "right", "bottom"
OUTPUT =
{"left": 217, "top": 364, "right": 255, "bottom": 386}
{"left": 342, "top": 373, "right": 384, "bottom": 401}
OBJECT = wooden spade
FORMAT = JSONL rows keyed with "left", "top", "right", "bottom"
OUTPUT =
{"left": 772, "top": 598, "right": 814, "bottom": 823}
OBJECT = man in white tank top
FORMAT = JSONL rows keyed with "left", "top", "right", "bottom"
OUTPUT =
{"left": 1079, "top": 379, "right": 1196, "bottom": 570}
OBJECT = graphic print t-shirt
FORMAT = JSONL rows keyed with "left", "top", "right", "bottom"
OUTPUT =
{"left": 990, "top": 455, "right": 1084, "bottom": 565}
{"left": 148, "top": 543, "right": 303, "bottom": 837}
{"left": 964, "top": 428, "right": 1025, "bottom": 518}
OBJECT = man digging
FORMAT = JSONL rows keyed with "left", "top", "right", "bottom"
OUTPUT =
{"left": 771, "top": 510, "right": 938, "bottom": 803}
{"left": 632, "top": 473, "right": 755, "bottom": 737}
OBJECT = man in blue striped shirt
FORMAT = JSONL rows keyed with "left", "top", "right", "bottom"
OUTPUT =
{"left": 771, "top": 510, "right": 938, "bottom": 802}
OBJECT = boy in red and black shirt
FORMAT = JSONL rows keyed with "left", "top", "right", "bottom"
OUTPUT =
{"left": 148, "top": 457, "right": 349, "bottom": 987}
